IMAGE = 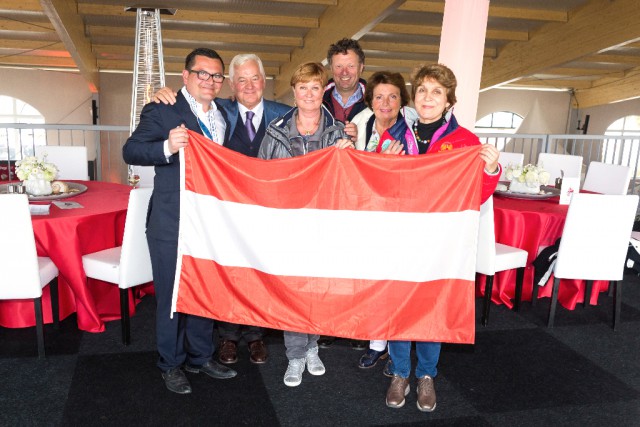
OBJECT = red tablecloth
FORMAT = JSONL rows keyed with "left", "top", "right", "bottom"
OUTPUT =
{"left": 0, "top": 181, "right": 151, "bottom": 332}
{"left": 488, "top": 193, "right": 609, "bottom": 310}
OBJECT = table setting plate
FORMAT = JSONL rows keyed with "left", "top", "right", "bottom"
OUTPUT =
{"left": 494, "top": 185, "right": 560, "bottom": 200}
{"left": 0, "top": 182, "right": 88, "bottom": 201}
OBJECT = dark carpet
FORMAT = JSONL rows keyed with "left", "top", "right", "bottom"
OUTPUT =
{"left": 2, "top": 274, "right": 640, "bottom": 426}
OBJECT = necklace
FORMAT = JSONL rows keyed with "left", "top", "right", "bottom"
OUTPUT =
{"left": 412, "top": 121, "right": 431, "bottom": 145}
{"left": 296, "top": 115, "right": 320, "bottom": 136}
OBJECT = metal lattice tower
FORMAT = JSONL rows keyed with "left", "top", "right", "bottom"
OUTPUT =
{"left": 129, "top": 8, "right": 167, "bottom": 133}
{"left": 127, "top": 7, "right": 175, "bottom": 186}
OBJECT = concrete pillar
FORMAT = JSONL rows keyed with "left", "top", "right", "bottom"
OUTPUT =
{"left": 438, "top": 0, "right": 490, "bottom": 129}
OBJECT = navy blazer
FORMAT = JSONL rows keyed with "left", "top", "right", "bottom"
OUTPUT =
{"left": 123, "top": 92, "right": 229, "bottom": 242}
{"left": 217, "top": 98, "right": 290, "bottom": 141}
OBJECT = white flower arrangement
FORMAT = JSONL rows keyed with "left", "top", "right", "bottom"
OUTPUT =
{"left": 15, "top": 155, "right": 58, "bottom": 182}
{"left": 505, "top": 163, "right": 550, "bottom": 185}
{"left": 505, "top": 163, "right": 550, "bottom": 194}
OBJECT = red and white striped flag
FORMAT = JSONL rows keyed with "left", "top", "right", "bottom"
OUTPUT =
{"left": 172, "top": 130, "right": 484, "bottom": 344}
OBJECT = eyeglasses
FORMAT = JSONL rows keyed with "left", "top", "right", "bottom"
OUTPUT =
{"left": 188, "top": 69, "right": 225, "bottom": 83}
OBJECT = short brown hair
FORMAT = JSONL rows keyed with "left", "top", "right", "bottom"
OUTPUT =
{"left": 290, "top": 62, "right": 328, "bottom": 87}
{"left": 364, "top": 71, "right": 410, "bottom": 109}
{"left": 410, "top": 63, "right": 457, "bottom": 106}
{"left": 327, "top": 38, "right": 365, "bottom": 65}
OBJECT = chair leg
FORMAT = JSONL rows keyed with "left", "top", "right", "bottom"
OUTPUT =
{"left": 608, "top": 282, "right": 614, "bottom": 297}
{"left": 613, "top": 280, "right": 622, "bottom": 331}
{"left": 547, "top": 277, "right": 561, "bottom": 328}
{"left": 120, "top": 288, "right": 131, "bottom": 345}
{"left": 482, "top": 275, "right": 494, "bottom": 326}
{"left": 514, "top": 267, "right": 525, "bottom": 312}
{"left": 50, "top": 277, "right": 60, "bottom": 330}
{"left": 531, "top": 279, "right": 539, "bottom": 307}
{"left": 34, "top": 297, "right": 45, "bottom": 358}
{"left": 583, "top": 280, "right": 593, "bottom": 308}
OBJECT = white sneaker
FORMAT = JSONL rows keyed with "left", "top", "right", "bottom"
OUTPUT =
{"left": 284, "top": 358, "right": 305, "bottom": 387}
{"left": 305, "top": 346, "right": 326, "bottom": 376}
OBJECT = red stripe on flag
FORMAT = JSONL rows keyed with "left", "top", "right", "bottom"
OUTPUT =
{"left": 176, "top": 255, "right": 475, "bottom": 344}
{"left": 184, "top": 130, "right": 483, "bottom": 213}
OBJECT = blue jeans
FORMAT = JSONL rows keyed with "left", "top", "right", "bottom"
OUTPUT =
{"left": 388, "top": 341, "right": 441, "bottom": 378}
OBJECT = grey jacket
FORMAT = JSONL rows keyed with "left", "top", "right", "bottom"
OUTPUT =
{"left": 258, "top": 105, "right": 347, "bottom": 160}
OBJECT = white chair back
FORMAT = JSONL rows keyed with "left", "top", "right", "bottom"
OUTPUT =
{"left": 136, "top": 166, "right": 155, "bottom": 188}
{"left": 582, "top": 161, "right": 631, "bottom": 195}
{"left": 118, "top": 188, "right": 153, "bottom": 288}
{"left": 476, "top": 196, "right": 497, "bottom": 275}
{"left": 0, "top": 194, "right": 43, "bottom": 299}
{"left": 35, "top": 146, "right": 89, "bottom": 180}
{"left": 498, "top": 152, "right": 524, "bottom": 181}
{"left": 554, "top": 194, "right": 638, "bottom": 281}
{"left": 537, "top": 153, "right": 582, "bottom": 183}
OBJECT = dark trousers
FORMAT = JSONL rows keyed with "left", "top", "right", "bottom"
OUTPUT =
{"left": 148, "top": 236, "right": 214, "bottom": 372}
{"left": 217, "top": 321, "right": 263, "bottom": 343}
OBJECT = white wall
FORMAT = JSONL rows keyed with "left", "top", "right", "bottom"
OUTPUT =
{"left": 0, "top": 68, "right": 93, "bottom": 124}
{"left": 576, "top": 98, "right": 640, "bottom": 135}
{"left": 2, "top": 69, "right": 638, "bottom": 182}
{"left": 477, "top": 88, "right": 572, "bottom": 134}
{"left": 2, "top": 68, "right": 637, "bottom": 134}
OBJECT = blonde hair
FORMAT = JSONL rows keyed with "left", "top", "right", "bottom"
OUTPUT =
{"left": 290, "top": 62, "right": 328, "bottom": 88}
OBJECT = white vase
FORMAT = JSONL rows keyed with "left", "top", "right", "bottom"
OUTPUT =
{"left": 509, "top": 178, "right": 540, "bottom": 194}
{"left": 24, "top": 177, "right": 53, "bottom": 196}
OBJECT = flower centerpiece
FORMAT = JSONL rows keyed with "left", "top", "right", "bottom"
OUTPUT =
{"left": 15, "top": 155, "right": 58, "bottom": 196}
{"left": 504, "top": 163, "right": 550, "bottom": 194}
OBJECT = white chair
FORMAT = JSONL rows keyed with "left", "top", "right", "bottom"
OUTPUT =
{"left": 135, "top": 165, "right": 155, "bottom": 188}
{"left": 498, "top": 152, "right": 524, "bottom": 181}
{"left": 544, "top": 193, "right": 638, "bottom": 329}
{"left": 0, "top": 194, "right": 59, "bottom": 358}
{"left": 537, "top": 152, "right": 583, "bottom": 183}
{"left": 476, "top": 196, "right": 529, "bottom": 326}
{"left": 34, "top": 145, "right": 89, "bottom": 180}
{"left": 82, "top": 188, "right": 153, "bottom": 344}
{"left": 582, "top": 161, "right": 631, "bottom": 195}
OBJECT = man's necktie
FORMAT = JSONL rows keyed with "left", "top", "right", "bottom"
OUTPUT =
{"left": 245, "top": 110, "right": 257, "bottom": 141}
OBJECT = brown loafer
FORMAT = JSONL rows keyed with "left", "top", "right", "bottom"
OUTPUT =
{"left": 386, "top": 375, "right": 410, "bottom": 408}
{"left": 248, "top": 339, "right": 268, "bottom": 364}
{"left": 218, "top": 339, "right": 238, "bottom": 364}
{"left": 416, "top": 374, "right": 437, "bottom": 412}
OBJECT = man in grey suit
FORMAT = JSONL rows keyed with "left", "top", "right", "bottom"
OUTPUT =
{"left": 153, "top": 53, "right": 290, "bottom": 365}
{"left": 123, "top": 47, "right": 237, "bottom": 394}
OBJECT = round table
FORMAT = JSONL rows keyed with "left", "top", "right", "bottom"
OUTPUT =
{"left": 0, "top": 181, "right": 151, "bottom": 332}
{"left": 489, "top": 193, "right": 609, "bottom": 310}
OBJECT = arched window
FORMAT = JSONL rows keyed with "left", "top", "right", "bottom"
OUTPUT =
{"left": 0, "top": 96, "right": 45, "bottom": 161}
{"left": 602, "top": 115, "right": 640, "bottom": 172}
{"left": 475, "top": 111, "right": 524, "bottom": 151}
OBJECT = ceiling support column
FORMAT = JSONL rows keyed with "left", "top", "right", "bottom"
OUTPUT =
{"left": 437, "top": 0, "right": 489, "bottom": 129}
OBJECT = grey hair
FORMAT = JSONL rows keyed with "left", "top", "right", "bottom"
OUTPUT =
{"left": 228, "top": 54, "right": 266, "bottom": 81}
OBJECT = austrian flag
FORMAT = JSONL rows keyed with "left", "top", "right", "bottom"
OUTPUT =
{"left": 172, "top": 130, "right": 484, "bottom": 344}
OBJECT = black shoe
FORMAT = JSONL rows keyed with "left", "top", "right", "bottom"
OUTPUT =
{"left": 161, "top": 367, "right": 192, "bottom": 394}
{"left": 184, "top": 360, "right": 237, "bottom": 379}
{"left": 318, "top": 336, "right": 336, "bottom": 348}
{"left": 351, "top": 339, "right": 367, "bottom": 351}
{"left": 383, "top": 358, "right": 394, "bottom": 378}
{"left": 358, "top": 348, "right": 389, "bottom": 369}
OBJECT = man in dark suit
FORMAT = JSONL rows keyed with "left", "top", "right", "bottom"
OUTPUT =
{"left": 216, "top": 54, "right": 290, "bottom": 365}
{"left": 123, "top": 47, "right": 237, "bottom": 394}
{"left": 152, "top": 53, "right": 290, "bottom": 366}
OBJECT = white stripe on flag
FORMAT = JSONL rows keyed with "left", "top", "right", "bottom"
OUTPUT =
{"left": 179, "top": 191, "right": 479, "bottom": 283}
